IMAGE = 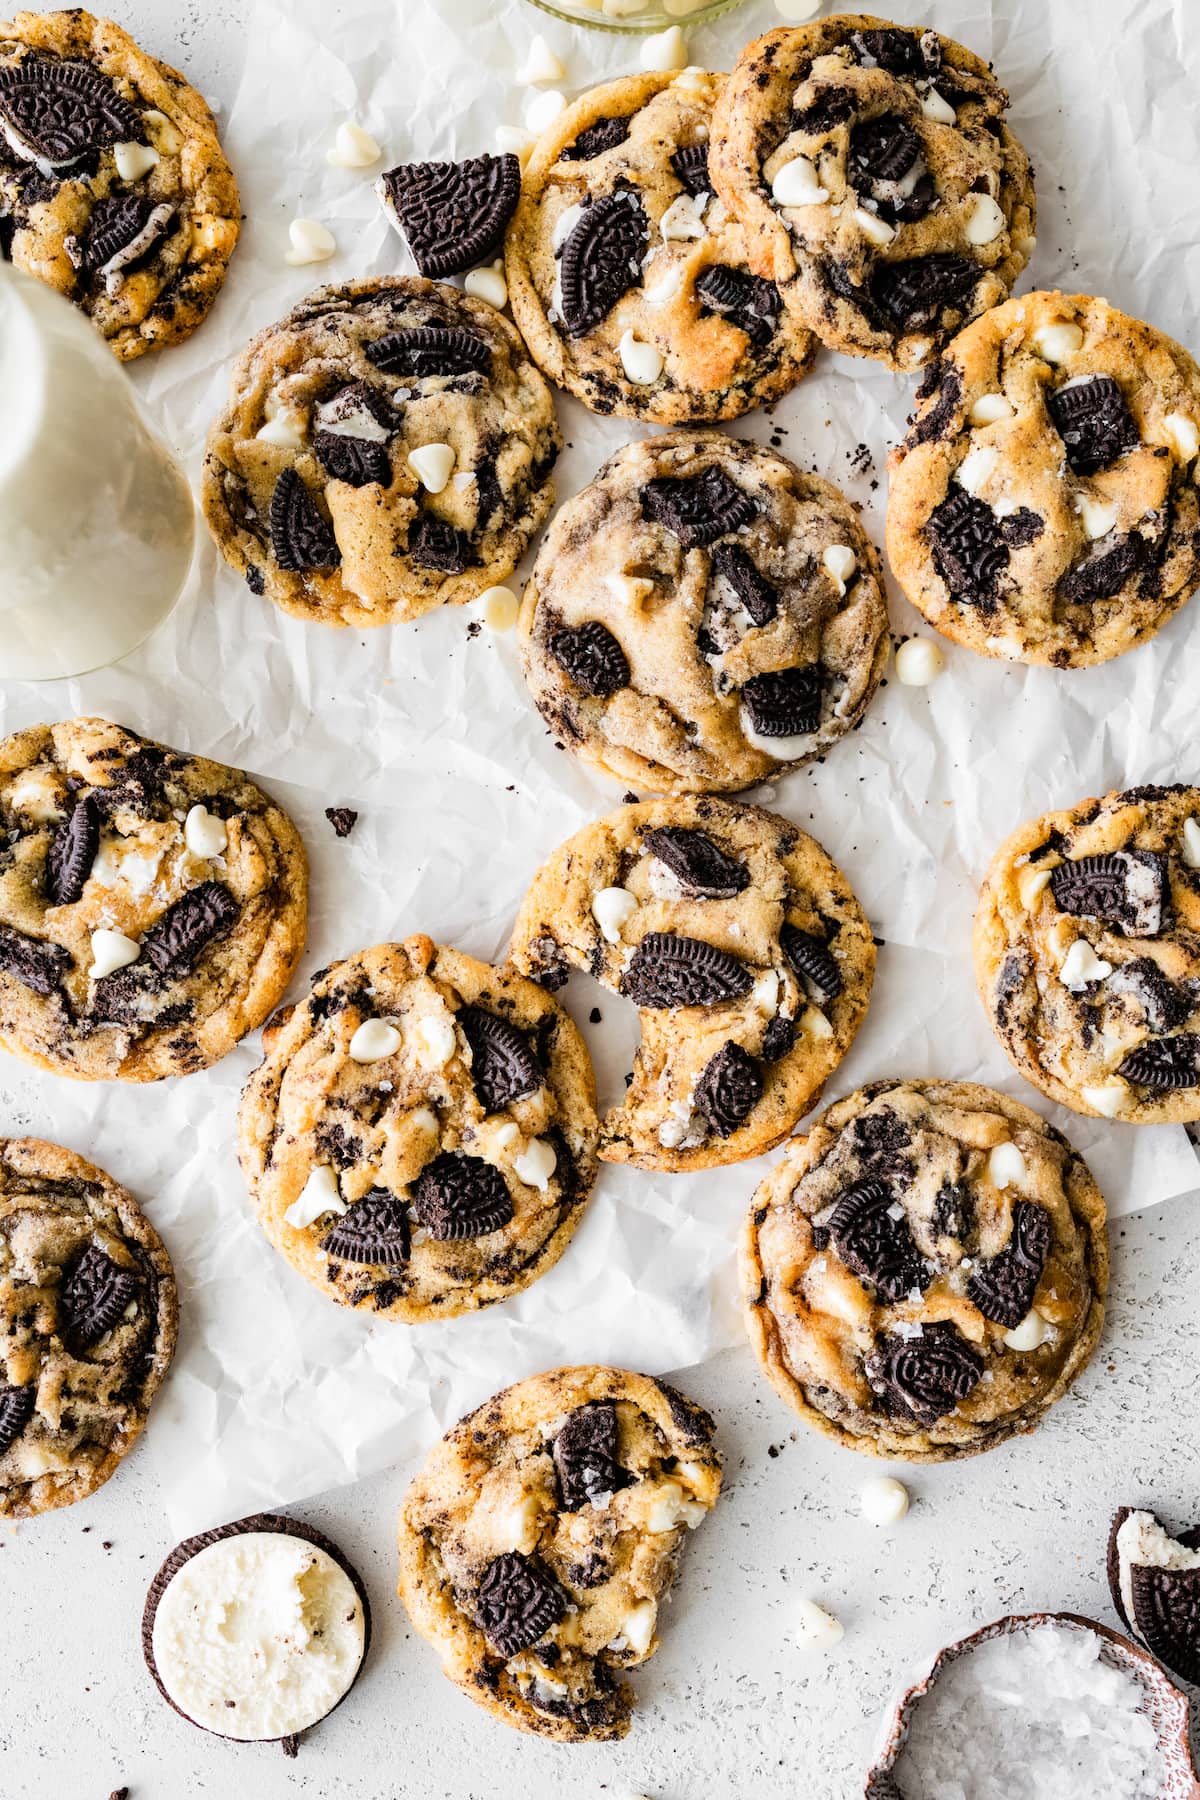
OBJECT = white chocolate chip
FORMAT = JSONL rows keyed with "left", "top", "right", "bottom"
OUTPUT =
{"left": 407, "top": 443, "right": 456, "bottom": 494}
{"left": 771, "top": 155, "right": 828, "bottom": 208}
{"left": 969, "top": 393, "right": 1014, "bottom": 427}
{"left": 113, "top": 141, "right": 159, "bottom": 182}
{"left": 1182, "top": 817, "right": 1200, "bottom": 869}
{"left": 183, "top": 803, "right": 228, "bottom": 860}
{"left": 853, "top": 207, "right": 896, "bottom": 247}
{"left": 255, "top": 410, "right": 307, "bottom": 450}
{"left": 348, "top": 1018, "right": 402, "bottom": 1063}
{"left": 464, "top": 260, "right": 507, "bottom": 309}
{"left": 415, "top": 1013, "right": 457, "bottom": 1069}
{"left": 921, "top": 86, "right": 957, "bottom": 125}
{"left": 327, "top": 122, "right": 381, "bottom": 169}
{"left": 640, "top": 25, "right": 688, "bottom": 73}
{"left": 514, "top": 1138, "right": 557, "bottom": 1191}
{"left": 592, "top": 886, "right": 637, "bottom": 944}
{"left": 285, "top": 218, "right": 336, "bottom": 265}
{"left": 525, "top": 89, "right": 566, "bottom": 134}
{"left": 956, "top": 444, "right": 999, "bottom": 497}
{"left": 1059, "top": 938, "right": 1113, "bottom": 992}
{"left": 822, "top": 543, "right": 857, "bottom": 596}
{"left": 801, "top": 1005, "right": 833, "bottom": 1040}
{"left": 659, "top": 192, "right": 707, "bottom": 243}
{"left": 860, "top": 1476, "right": 910, "bottom": 1526}
{"left": 480, "top": 585, "right": 519, "bottom": 630}
{"left": 988, "top": 1141, "right": 1027, "bottom": 1190}
{"left": 964, "top": 193, "right": 1005, "bottom": 246}
{"left": 495, "top": 124, "right": 534, "bottom": 165}
{"left": 1017, "top": 865, "right": 1053, "bottom": 910}
{"left": 618, "top": 330, "right": 664, "bottom": 385}
{"left": 894, "top": 637, "right": 944, "bottom": 686}
{"left": 753, "top": 970, "right": 781, "bottom": 1015}
{"left": 1082, "top": 1081, "right": 1128, "bottom": 1118}
{"left": 615, "top": 1598, "right": 657, "bottom": 1656}
{"left": 644, "top": 263, "right": 685, "bottom": 307}
{"left": 1077, "top": 495, "right": 1119, "bottom": 541}
{"left": 646, "top": 1481, "right": 707, "bottom": 1532}
{"left": 495, "top": 1491, "right": 544, "bottom": 1554}
{"left": 140, "top": 109, "right": 182, "bottom": 154}
{"left": 283, "top": 1164, "right": 347, "bottom": 1230}
{"left": 516, "top": 35, "right": 566, "bottom": 86}
{"left": 1163, "top": 412, "right": 1200, "bottom": 462}
{"left": 795, "top": 1599, "right": 845, "bottom": 1652}
{"left": 88, "top": 928, "right": 140, "bottom": 981}
{"left": 1031, "top": 321, "right": 1084, "bottom": 363}
{"left": 607, "top": 572, "right": 655, "bottom": 609}
{"left": 1004, "top": 1309, "right": 1048, "bottom": 1352}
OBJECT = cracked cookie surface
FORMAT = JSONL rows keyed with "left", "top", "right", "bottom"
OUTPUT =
{"left": 202, "top": 277, "right": 561, "bottom": 627}
{"left": 0, "top": 1135, "right": 177, "bottom": 1516}
{"left": 519, "top": 431, "right": 889, "bottom": 793}
{"left": 0, "top": 8, "right": 239, "bottom": 358}
{"left": 238, "top": 936, "right": 599, "bottom": 1323}
{"left": 0, "top": 717, "right": 307, "bottom": 1082}
{"left": 975, "top": 785, "right": 1200, "bottom": 1123}
{"left": 510, "top": 796, "right": 874, "bottom": 1172}
{"left": 397, "top": 1365, "right": 720, "bottom": 1742}
{"left": 887, "top": 291, "right": 1200, "bottom": 666}
{"left": 741, "top": 1079, "right": 1108, "bottom": 1461}
{"left": 710, "top": 16, "right": 1034, "bottom": 370}
{"left": 505, "top": 70, "right": 816, "bottom": 424}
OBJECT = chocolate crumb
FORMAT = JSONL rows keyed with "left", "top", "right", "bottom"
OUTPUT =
{"left": 281, "top": 1734, "right": 299, "bottom": 1758}
{"left": 588, "top": 1007, "right": 602, "bottom": 1024}
{"left": 325, "top": 807, "right": 358, "bottom": 839}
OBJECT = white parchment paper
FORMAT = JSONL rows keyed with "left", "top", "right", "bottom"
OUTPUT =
{"left": 2, "top": 0, "right": 1199, "bottom": 1533}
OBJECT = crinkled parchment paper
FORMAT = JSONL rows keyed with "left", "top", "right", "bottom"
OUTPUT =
{"left": 1, "top": 0, "right": 1198, "bottom": 1532}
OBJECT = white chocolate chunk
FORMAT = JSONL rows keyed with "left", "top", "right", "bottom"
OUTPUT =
{"left": 1017, "top": 865, "right": 1053, "bottom": 910}
{"left": 618, "top": 330, "right": 664, "bottom": 385}
{"left": 1004, "top": 1309, "right": 1048, "bottom": 1352}
{"left": 861, "top": 1477, "right": 910, "bottom": 1525}
{"left": 753, "top": 970, "right": 781, "bottom": 1015}
{"left": 141, "top": 109, "right": 182, "bottom": 154}
{"left": 659, "top": 192, "right": 707, "bottom": 243}
{"left": 464, "top": 261, "right": 507, "bottom": 309}
{"left": 1059, "top": 939, "right": 1113, "bottom": 992}
{"left": 184, "top": 803, "right": 228, "bottom": 860}
{"left": 525, "top": 89, "right": 566, "bottom": 134}
{"left": 348, "top": 1019, "right": 401, "bottom": 1063}
{"left": 969, "top": 393, "right": 1014, "bottom": 426}
{"left": 496, "top": 124, "right": 534, "bottom": 164}
{"left": 616, "top": 1599, "right": 658, "bottom": 1656}
{"left": 415, "top": 1013, "right": 457, "bottom": 1069}
{"left": 113, "top": 141, "right": 159, "bottom": 182}
{"left": 495, "top": 1491, "right": 543, "bottom": 1555}
{"left": 822, "top": 543, "right": 857, "bottom": 596}
{"left": 987, "top": 1141, "right": 1027, "bottom": 1190}
{"left": 644, "top": 263, "right": 685, "bottom": 307}
{"left": 407, "top": 443, "right": 456, "bottom": 493}
{"left": 516, "top": 35, "right": 566, "bottom": 86}
{"left": 1163, "top": 412, "right": 1200, "bottom": 462}
{"left": 1082, "top": 1081, "right": 1128, "bottom": 1118}
{"left": 327, "top": 122, "right": 381, "bottom": 168}
{"left": 285, "top": 218, "right": 336, "bottom": 265}
{"left": 480, "top": 585, "right": 519, "bottom": 630}
{"left": 640, "top": 25, "right": 688, "bottom": 73}
{"left": 514, "top": 1138, "right": 557, "bottom": 1191}
{"left": 964, "top": 193, "right": 1006, "bottom": 246}
{"left": 1031, "top": 321, "right": 1084, "bottom": 363}
{"left": 284, "top": 1165, "right": 347, "bottom": 1229}
{"left": 1182, "top": 817, "right": 1200, "bottom": 869}
{"left": 956, "top": 444, "right": 999, "bottom": 497}
{"left": 88, "top": 928, "right": 140, "bottom": 981}
{"left": 921, "top": 86, "right": 957, "bottom": 125}
{"left": 795, "top": 1598, "right": 845, "bottom": 1651}
{"left": 895, "top": 638, "right": 944, "bottom": 686}
{"left": 1077, "top": 495, "right": 1119, "bottom": 541}
{"left": 255, "top": 410, "right": 307, "bottom": 450}
{"left": 853, "top": 207, "right": 896, "bottom": 247}
{"left": 7, "top": 769, "right": 66, "bottom": 823}
{"left": 801, "top": 1005, "right": 833, "bottom": 1040}
{"left": 646, "top": 1480, "right": 707, "bottom": 1532}
{"left": 593, "top": 886, "right": 637, "bottom": 944}
{"left": 772, "top": 155, "right": 828, "bottom": 208}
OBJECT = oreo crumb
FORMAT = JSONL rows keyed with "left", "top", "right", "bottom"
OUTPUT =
{"left": 325, "top": 807, "right": 358, "bottom": 838}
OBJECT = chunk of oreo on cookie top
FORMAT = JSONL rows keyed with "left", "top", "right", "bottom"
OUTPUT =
{"left": 868, "top": 1320, "right": 984, "bottom": 1426}
{"left": 694, "top": 1041, "right": 762, "bottom": 1137}
{"left": 1120, "top": 1033, "right": 1200, "bottom": 1092}
{"left": 411, "top": 1151, "right": 514, "bottom": 1241}
{"left": 1046, "top": 375, "right": 1139, "bottom": 476}
{"left": 1107, "top": 1507, "right": 1200, "bottom": 1686}
{"left": 1050, "top": 850, "right": 1168, "bottom": 937}
{"left": 620, "top": 932, "right": 752, "bottom": 1008}
{"left": 927, "top": 487, "right": 1009, "bottom": 603}
{"left": 826, "top": 1177, "right": 930, "bottom": 1302}
{"left": 966, "top": 1200, "right": 1051, "bottom": 1328}
{"left": 366, "top": 325, "right": 492, "bottom": 380}
{"left": 458, "top": 1005, "right": 544, "bottom": 1112}
{"left": 553, "top": 1400, "right": 626, "bottom": 1511}
{"left": 642, "top": 465, "right": 759, "bottom": 547}
{"left": 548, "top": 621, "right": 630, "bottom": 698}
{"left": 741, "top": 666, "right": 822, "bottom": 739}
{"left": 475, "top": 1551, "right": 566, "bottom": 1657}
{"left": 0, "top": 58, "right": 143, "bottom": 167}
{"left": 378, "top": 154, "right": 520, "bottom": 279}
{"left": 872, "top": 255, "right": 979, "bottom": 330}
{"left": 562, "top": 115, "right": 631, "bottom": 163}
{"left": 270, "top": 469, "right": 341, "bottom": 572}
{"left": 59, "top": 1243, "right": 140, "bottom": 1352}
{"left": 640, "top": 826, "right": 750, "bottom": 899}
{"left": 558, "top": 191, "right": 648, "bottom": 338}
{"left": 693, "top": 265, "right": 781, "bottom": 347}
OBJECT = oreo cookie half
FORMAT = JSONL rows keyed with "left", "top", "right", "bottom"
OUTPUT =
{"left": 1106, "top": 1507, "right": 1200, "bottom": 1686}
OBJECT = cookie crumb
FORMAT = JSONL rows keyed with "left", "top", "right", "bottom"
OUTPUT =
{"left": 325, "top": 807, "right": 358, "bottom": 839}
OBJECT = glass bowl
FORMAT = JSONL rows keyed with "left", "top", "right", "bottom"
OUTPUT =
{"left": 524, "top": 0, "right": 752, "bottom": 31}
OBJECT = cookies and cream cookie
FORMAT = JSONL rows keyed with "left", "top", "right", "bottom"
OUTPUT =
{"left": 887, "top": 292, "right": 1200, "bottom": 666}
{"left": 505, "top": 70, "right": 816, "bottom": 424}
{"left": 974, "top": 785, "right": 1200, "bottom": 1123}
{"left": 397, "top": 1365, "right": 721, "bottom": 1742}
{"left": 518, "top": 431, "right": 890, "bottom": 793}
{"left": 510, "top": 796, "right": 875, "bottom": 1172}
{"left": 0, "top": 8, "right": 239, "bottom": 358}
{"left": 0, "top": 717, "right": 307, "bottom": 1082}
{"left": 202, "top": 277, "right": 561, "bottom": 627}
{"left": 0, "top": 1136, "right": 177, "bottom": 1517}
{"left": 709, "top": 16, "right": 1035, "bottom": 370}
{"left": 741, "top": 1080, "right": 1108, "bottom": 1461}
{"left": 237, "top": 936, "right": 599, "bottom": 1323}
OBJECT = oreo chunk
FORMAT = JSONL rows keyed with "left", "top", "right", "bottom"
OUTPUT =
{"left": 1050, "top": 850, "right": 1167, "bottom": 938}
{"left": 670, "top": 142, "right": 712, "bottom": 196}
{"left": 693, "top": 266, "right": 781, "bottom": 348}
{"left": 850, "top": 113, "right": 920, "bottom": 183}
{"left": 366, "top": 327, "right": 491, "bottom": 380}
{"left": 792, "top": 88, "right": 856, "bottom": 136}
{"left": 314, "top": 431, "right": 390, "bottom": 489}
{"left": 0, "top": 924, "right": 70, "bottom": 996}
{"left": 872, "top": 255, "right": 979, "bottom": 329}
{"left": 548, "top": 621, "right": 630, "bottom": 697}
{"left": 378, "top": 154, "right": 520, "bottom": 278}
{"left": 270, "top": 468, "right": 341, "bottom": 572}
{"left": 1046, "top": 375, "right": 1139, "bottom": 476}
{"left": 1106, "top": 958, "right": 1191, "bottom": 1032}
{"left": 1128, "top": 1563, "right": 1200, "bottom": 1687}
{"left": 0, "top": 60, "right": 142, "bottom": 167}
{"left": 642, "top": 466, "right": 758, "bottom": 548}
{"left": 828, "top": 1179, "right": 929, "bottom": 1302}
{"left": 46, "top": 796, "right": 99, "bottom": 905}
{"left": 322, "top": 1189, "right": 410, "bottom": 1267}
{"left": 60, "top": 1244, "right": 139, "bottom": 1352}
{"left": 741, "top": 667, "right": 821, "bottom": 739}
{"left": 408, "top": 515, "right": 471, "bottom": 575}
{"left": 967, "top": 1201, "right": 1051, "bottom": 1328}
{"left": 75, "top": 194, "right": 174, "bottom": 275}
{"left": 927, "top": 488, "right": 1008, "bottom": 602}
{"left": 852, "top": 28, "right": 927, "bottom": 75}
{"left": 620, "top": 932, "right": 752, "bottom": 1008}
{"left": 553, "top": 1401, "right": 625, "bottom": 1510}
{"left": 563, "top": 116, "right": 631, "bottom": 162}
{"left": 694, "top": 1041, "right": 762, "bottom": 1137}
{"left": 999, "top": 507, "right": 1045, "bottom": 548}
{"left": 0, "top": 1381, "right": 35, "bottom": 1453}
{"left": 475, "top": 1553, "right": 566, "bottom": 1657}
{"left": 458, "top": 1006, "right": 543, "bottom": 1111}
{"left": 558, "top": 191, "right": 648, "bottom": 337}
{"left": 780, "top": 924, "right": 842, "bottom": 1003}
{"left": 907, "top": 359, "right": 964, "bottom": 448}
{"left": 710, "top": 543, "right": 778, "bottom": 626}
{"left": 1059, "top": 533, "right": 1142, "bottom": 605}
{"left": 1120, "top": 1034, "right": 1200, "bottom": 1091}
{"left": 640, "top": 826, "right": 750, "bottom": 899}
{"left": 141, "top": 881, "right": 239, "bottom": 978}
{"left": 411, "top": 1152, "right": 513, "bottom": 1241}
{"left": 761, "top": 1014, "right": 797, "bottom": 1060}
{"left": 869, "top": 1320, "right": 984, "bottom": 1426}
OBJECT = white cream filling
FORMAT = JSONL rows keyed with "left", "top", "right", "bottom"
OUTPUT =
{"left": 1116, "top": 1511, "right": 1200, "bottom": 1641}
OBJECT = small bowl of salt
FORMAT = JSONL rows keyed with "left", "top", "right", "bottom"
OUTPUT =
{"left": 866, "top": 1611, "right": 1198, "bottom": 1800}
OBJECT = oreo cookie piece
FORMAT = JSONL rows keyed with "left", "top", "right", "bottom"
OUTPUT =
{"left": 640, "top": 826, "right": 750, "bottom": 900}
{"left": 693, "top": 265, "right": 781, "bottom": 348}
{"left": 0, "top": 59, "right": 142, "bottom": 167}
{"left": 548, "top": 620, "right": 630, "bottom": 698}
{"left": 966, "top": 1200, "right": 1051, "bottom": 1328}
{"left": 998, "top": 507, "right": 1045, "bottom": 549}
{"left": 852, "top": 28, "right": 927, "bottom": 76}
{"left": 620, "top": 932, "right": 752, "bottom": 1008}
{"left": 741, "top": 666, "right": 821, "bottom": 738}
{"left": 411, "top": 1151, "right": 513, "bottom": 1241}
{"left": 314, "top": 431, "right": 391, "bottom": 489}
{"left": 907, "top": 360, "right": 965, "bottom": 448}
{"left": 553, "top": 1400, "right": 625, "bottom": 1511}
{"left": 408, "top": 515, "right": 471, "bottom": 575}
{"left": 141, "top": 881, "right": 240, "bottom": 977}
{"left": 694, "top": 1041, "right": 762, "bottom": 1137}
{"left": 558, "top": 191, "right": 648, "bottom": 338}
{"left": 709, "top": 542, "right": 778, "bottom": 626}
{"left": 1046, "top": 375, "right": 1139, "bottom": 476}
{"left": 458, "top": 1005, "right": 544, "bottom": 1112}
{"left": 60, "top": 1243, "right": 140, "bottom": 1353}
{"left": 378, "top": 154, "right": 520, "bottom": 279}
{"left": 761, "top": 1015, "right": 797, "bottom": 1061}
{"left": 1106, "top": 959, "right": 1192, "bottom": 1033}
{"left": 0, "top": 1382, "right": 36, "bottom": 1454}
{"left": 641, "top": 466, "right": 758, "bottom": 548}
{"left": 564, "top": 116, "right": 631, "bottom": 163}
{"left": 322, "top": 1189, "right": 411, "bottom": 1267}
{"left": 780, "top": 924, "right": 842, "bottom": 1003}
{"left": 828, "top": 1178, "right": 929, "bottom": 1302}
{"left": 366, "top": 326, "right": 491, "bottom": 380}
{"left": 1107, "top": 1508, "right": 1200, "bottom": 1687}
{"left": 869, "top": 1320, "right": 984, "bottom": 1426}
{"left": 74, "top": 195, "right": 174, "bottom": 277}
{"left": 0, "top": 923, "right": 70, "bottom": 996}
{"left": 927, "top": 487, "right": 1009, "bottom": 602}
{"left": 46, "top": 796, "right": 99, "bottom": 906}
{"left": 1058, "top": 534, "right": 1142, "bottom": 605}
{"left": 1050, "top": 851, "right": 1167, "bottom": 937}
{"left": 872, "top": 255, "right": 979, "bottom": 329}
{"left": 792, "top": 88, "right": 856, "bottom": 136}
{"left": 670, "top": 142, "right": 712, "bottom": 196}
{"left": 270, "top": 469, "right": 341, "bottom": 572}
{"left": 1120, "top": 1034, "right": 1200, "bottom": 1091}
{"left": 475, "top": 1552, "right": 567, "bottom": 1657}
{"left": 850, "top": 114, "right": 920, "bottom": 185}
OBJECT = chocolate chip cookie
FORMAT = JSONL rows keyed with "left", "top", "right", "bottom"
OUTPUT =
{"left": 975, "top": 785, "right": 1200, "bottom": 1123}
{"left": 202, "top": 277, "right": 561, "bottom": 627}
{"left": 505, "top": 70, "right": 816, "bottom": 424}
{"left": 510, "top": 796, "right": 875, "bottom": 1171}
{"left": 887, "top": 291, "right": 1200, "bottom": 666}
{"left": 1, "top": 1135, "right": 177, "bottom": 1516}
{"left": 519, "top": 431, "right": 889, "bottom": 793}
{"left": 0, "top": 717, "right": 307, "bottom": 1082}
{"left": 0, "top": 8, "right": 239, "bottom": 359}
{"left": 709, "top": 17, "right": 1035, "bottom": 370}
{"left": 397, "top": 1365, "right": 721, "bottom": 1742}
{"left": 237, "top": 936, "right": 599, "bottom": 1323}
{"left": 741, "top": 1079, "right": 1108, "bottom": 1461}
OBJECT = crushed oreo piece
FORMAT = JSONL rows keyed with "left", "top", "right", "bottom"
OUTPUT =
{"left": 314, "top": 431, "right": 390, "bottom": 488}
{"left": 694, "top": 1041, "right": 762, "bottom": 1137}
{"left": 850, "top": 113, "right": 920, "bottom": 183}
{"left": 366, "top": 326, "right": 491, "bottom": 379}
{"left": 872, "top": 255, "right": 979, "bottom": 328}
{"left": 141, "top": 881, "right": 239, "bottom": 977}
{"left": 459, "top": 1005, "right": 543, "bottom": 1112}
{"left": 761, "top": 1015, "right": 797, "bottom": 1060}
{"left": 0, "top": 923, "right": 70, "bottom": 996}
{"left": 792, "top": 88, "right": 856, "bottom": 136}
{"left": 1050, "top": 850, "right": 1167, "bottom": 938}
{"left": 693, "top": 265, "right": 781, "bottom": 347}
{"left": 967, "top": 1200, "right": 1051, "bottom": 1328}
{"left": 908, "top": 359, "right": 964, "bottom": 447}
{"left": 411, "top": 1151, "right": 513, "bottom": 1240}
{"left": 563, "top": 115, "right": 631, "bottom": 162}
{"left": 710, "top": 542, "right": 779, "bottom": 626}
{"left": 408, "top": 515, "right": 471, "bottom": 575}
{"left": 1059, "top": 533, "right": 1142, "bottom": 604}
{"left": 475, "top": 1552, "right": 566, "bottom": 1657}
{"left": 379, "top": 154, "right": 520, "bottom": 278}
{"left": 46, "top": 796, "right": 99, "bottom": 906}
{"left": 553, "top": 1400, "right": 625, "bottom": 1510}
{"left": 60, "top": 1243, "right": 139, "bottom": 1352}
{"left": 558, "top": 191, "right": 648, "bottom": 337}
{"left": 548, "top": 620, "right": 629, "bottom": 697}
{"left": 324, "top": 807, "right": 358, "bottom": 839}
{"left": 642, "top": 465, "right": 758, "bottom": 547}
{"left": 780, "top": 924, "right": 842, "bottom": 1003}
{"left": 932, "top": 1178, "right": 974, "bottom": 1242}
{"left": 270, "top": 468, "right": 341, "bottom": 572}
{"left": 621, "top": 932, "right": 752, "bottom": 1008}
{"left": 670, "top": 141, "right": 712, "bottom": 195}
{"left": 1046, "top": 375, "right": 1139, "bottom": 476}
{"left": 853, "top": 27, "right": 927, "bottom": 75}
{"left": 742, "top": 665, "right": 822, "bottom": 739}
{"left": 927, "top": 487, "right": 1009, "bottom": 602}
{"left": 0, "top": 1381, "right": 36, "bottom": 1453}
{"left": 998, "top": 507, "right": 1045, "bottom": 548}
{"left": 0, "top": 60, "right": 142, "bottom": 167}
{"left": 869, "top": 1320, "right": 984, "bottom": 1426}
{"left": 641, "top": 826, "right": 750, "bottom": 899}
{"left": 1106, "top": 958, "right": 1191, "bottom": 1032}
{"left": 829, "top": 1178, "right": 929, "bottom": 1301}
{"left": 322, "top": 1189, "right": 410, "bottom": 1267}
{"left": 76, "top": 194, "right": 173, "bottom": 275}
{"left": 1128, "top": 1561, "right": 1200, "bottom": 1687}
{"left": 1120, "top": 1034, "right": 1200, "bottom": 1091}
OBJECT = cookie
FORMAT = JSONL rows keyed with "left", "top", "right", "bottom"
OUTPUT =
{"left": 379, "top": 151, "right": 520, "bottom": 279}
{"left": 202, "top": 277, "right": 561, "bottom": 627}
{"left": 510, "top": 796, "right": 875, "bottom": 1171}
{"left": 887, "top": 292, "right": 1200, "bottom": 666}
{"left": 518, "top": 431, "right": 889, "bottom": 793}
{"left": 237, "top": 936, "right": 599, "bottom": 1323}
{"left": 0, "top": 1136, "right": 177, "bottom": 1517}
{"left": 144, "top": 1513, "right": 370, "bottom": 1744}
{"left": 505, "top": 70, "right": 816, "bottom": 424}
{"left": 741, "top": 1079, "right": 1108, "bottom": 1461}
{"left": 709, "top": 17, "right": 1035, "bottom": 370}
{"left": 1107, "top": 1508, "right": 1200, "bottom": 1687}
{"left": 0, "top": 717, "right": 307, "bottom": 1082}
{"left": 0, "top": 8, "right": 239, "bottom": 359}
{"left": 974, "top": 784, "right": 1200, "bottom": 1123}
{"left": 397, "top": 1365, "right": 721, "bottom": 1742}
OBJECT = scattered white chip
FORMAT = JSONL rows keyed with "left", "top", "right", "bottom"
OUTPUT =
{"left": 771, "top": 155, "right": 828, "bottom": 208}
{"left": 795, "top": 1598, "right": 845, "bottom": 1652}
{"left": 660, "top": 192, "right": 707, "bottom": 242}
{"left": 255, "top": 411, "right": 306, "bottom": 450}
{"left": 618, "top": 330, "right": 664, "bottom": 385}
{"left": 514, "top": 1138, "right": 557, "bottom": 1191}
{"left": 1077, "top": 494, "right": 1119, "bottom": 541}
{"left": 969, "top": 393, "right": 1014, "bottom": 427}
{"left": 895, "top": 637, "right": 944, "bottom": 686}
{"left": 407, "top": 442, "right": 456, "bottom": 493}
{"left": 861, "top": 1477, "right": 910, "bottom": 1526}
{"left": 822, "top": 543, "right": 857, "bottom": 595}
{"left": 615, "top": 1599, "right": 657, "bottom": 1655}
{"left": 1031, "top": 321, "right": 1084, "bottom": 363}
{"left": 1163, "top": 412, "right": 1200, "bottom": 462}
{"left": 956, "top": 444, "right": 999, "bottom": 497}
{"left": 1059, "top": 938, "right": 1113, "bottom": 992}
{"left": 987, "top": 1141, "right": 1027, "bottom": 1190}
{"left": 88, "top": 928, "right": 140, "bottom": 981}
{"left": 283, "top": 1164, "right": 347, "bottom": 1230}
{"left": 1182, "top": 817, "right": 1200, "bottom": 869}
{"left": 1004, "top": 1310, "right": 1048, "bottom": 1352}
{"left": 285, "top": 218, "right": 336, "bottom": 265}
{"left": 348, "top": 1019, "right": 402, "bottom": 1064}
{"left": 964, "top": 193, "right": 1006, "bottom": 246}
{"left": 464, "top": 260, "right": 508, "bottom": 309}
{"left": 854, "top": 206, "right": 896, "bottom": 246}
{"left": 921, "top": 86, "right": 957, "bottom": 125}
{"left": 496, "top": 123, "right": 535, "bottom": 165}
{"left": 184, "top": 803, "right": 228, "bottom": 860}
{"left": 1082, "top": 1081, "right": 1128, "bottom": 1118}
{"left": 525, "top": 88, "right": 566, "bottom": 134}
{"left": 640, "top": 25, "right": 688, "bottom": 72}
{"left": 592, "top": 886, "right": 637, "bottom": 944}
{"left": 113, "top": 140, "right": 159, "bottom": 182}
{"left": 517, "top": 35, "right": 566, "bottom": 87}
{"left": 480, "top": 585, "right": 520, "bottom": 630}
{"left": 327, "top": 122, "right": 381, "bottom": 169}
